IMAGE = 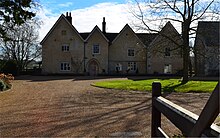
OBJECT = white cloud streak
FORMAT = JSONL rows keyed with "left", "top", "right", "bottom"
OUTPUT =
{"left": 58, "top": 2, "right": 73, "bottom": 7}
{"left": 37, "top": 2, "right": 184, "bottom": 41}
{"left": 71, "top": 2, "right": 131, "bottom": 32}
{"left": 37, "top": 7, "right": 60, "bottom": 41}
{"left": 37, "top": 2, "right": 136, "bottom": 41}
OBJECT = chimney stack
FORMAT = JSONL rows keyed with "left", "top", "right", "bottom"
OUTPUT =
{"left": 65, "top": 12, "right": 72, "bottom": 24}
{"left": 102, "top": 17, "right": 106, "bottom": 33}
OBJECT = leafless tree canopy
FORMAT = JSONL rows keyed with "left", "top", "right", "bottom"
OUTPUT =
{"left": 0, "top": 19, "right": 41, "bottom": 72}
{"left": 129, "top": 0, "right": 219, "bottom": 33}
{"left": 128, "top": 0, "right": 219, "bottom": 83}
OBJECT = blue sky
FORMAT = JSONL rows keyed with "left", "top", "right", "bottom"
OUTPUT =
{"left": 40, "top": 0, "right": 126, "bottom": 15}
{"left": 37, "top": 0, "right": 182, "bottom": 41}
{"left": 37, "top": 0, "right": 219, "bottom": 44}
{"left": 38, "top": 0, "right": 137, "bottom": 40}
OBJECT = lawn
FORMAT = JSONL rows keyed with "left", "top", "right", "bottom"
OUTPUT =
{"left": 92, "top": 79, "right": 218, "bottom": 93}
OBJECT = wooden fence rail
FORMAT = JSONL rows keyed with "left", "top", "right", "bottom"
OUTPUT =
{"left": 151, "top": 82, "right": 220, "bottom": 137}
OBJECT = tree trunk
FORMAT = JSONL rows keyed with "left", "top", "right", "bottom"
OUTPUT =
{"left": 182, "top": 23, "right": 190, "bottom": 84}
{"left": 189, "top": 56, "right": 193, "bottom": 77}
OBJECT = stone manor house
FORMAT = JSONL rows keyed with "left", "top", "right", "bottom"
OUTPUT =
{"left": 194, "top": 21, "right": 219, "bottom": 76}
{"left": 40, "top": 12, "right": 183, "bottom": 75}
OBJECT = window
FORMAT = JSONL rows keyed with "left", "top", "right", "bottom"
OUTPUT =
{"left": 128, "top": 49, "right": 135, "bottom": 57}
{"left": 61, "top": 30, "right": 67, "bottom": 35}
{"left": 165, "top": 48, "right": 171, "bottom": 56}
{"left": 93, "top": 44, "right": 100, "bottom": 54}
{"left": 128, "top": 62, "right": 137, "bottom": 71}
{"left": 62, "top": 44, "right": 69, "bottom": 52}
{"left": 61, "top": 62, "right": 71, "bottom": 71}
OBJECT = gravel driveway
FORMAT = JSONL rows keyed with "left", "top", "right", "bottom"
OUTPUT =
{"left": 0, "top": 75, "right": 211, "bottom": 137}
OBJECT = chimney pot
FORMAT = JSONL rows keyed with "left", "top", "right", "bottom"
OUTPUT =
{"left": 66, "top": 12, "right": 72, "bottom": 24}
{"left": 102, "top": 17, "right": 106, "bottom": 33}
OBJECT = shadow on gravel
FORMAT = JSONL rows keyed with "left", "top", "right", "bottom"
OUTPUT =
{"left": 0, "top": 89, "right": 153, "bottom": 137}
{"left": 14, "top": 75, "right": 121, "bottom": 82}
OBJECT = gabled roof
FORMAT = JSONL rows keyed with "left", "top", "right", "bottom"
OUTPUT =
{"left": 85, "top": 25, "right": 109, "bottom": 42}
{"left": 136, "top": 33, "right": 157, "bottom": 46}
{"left": 40, "top": 14, "right": 84, "bottom": 45}
{"left": 196, "top": 21, "right": 220, "bottom": 46}
{"left": 41, "top": 14, "right": 163, "bottom": 47}
{"left": 149, "top": 21, "right": 181, "bottom": 46}
{"left": 104, "top": 33, "right": 118, "bottom": 43}
{"left": 79, "top": 32, "right": 118, "bottom": 43}
{"left": 111, "top": 24, "right": 146, "bottom": 46}
{"left": 79, "top": 33, "right": 90, "bottom": 40}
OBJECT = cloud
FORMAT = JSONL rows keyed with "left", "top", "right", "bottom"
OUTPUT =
{"left": 37, "top": 7, "right": 60, "bottom": 42}
{"left": 37, "top": 2, "right": 185, "bottom": 41}
{"left": 38, "top": 2, "right": 134, "bottom": 41}
{"left": 58, "top": 2, "right": 73, "bottom": 7}
{"left": 70, "top": 2, "right": 132, "bottom": 33}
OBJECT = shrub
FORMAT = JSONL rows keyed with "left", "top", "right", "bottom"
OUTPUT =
{"left": 0, "top": 73, "right": 14, "bottom": 91}
{"left": 0, "top": 80, "right": 7, "bottom": 91}
{"left": 0, "top": 60, "right": 18, "bottom": 76}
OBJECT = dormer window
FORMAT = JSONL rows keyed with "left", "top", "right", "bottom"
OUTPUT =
{"left": 93, "top": 44, "right": 100, "bottom": 54}
{"left": 62, "top": 44, "right": 69, "bottom": 52}
{"left": 165, "top": 48, "right": 171, "bottom": 56}
{"left": 128, "top": 49, "right": 135, "bottom": 57}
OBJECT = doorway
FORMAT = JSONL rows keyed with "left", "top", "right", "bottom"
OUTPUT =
{"left": 88, "top": 60, "right": 99, "bottom": 76}
{"left": 164, "top": 64, "right": 172, "bottom": 74}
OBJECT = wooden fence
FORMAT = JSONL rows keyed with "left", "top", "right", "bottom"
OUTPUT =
{"left": 151, "top": 82, "right": 220, "bottom": 137}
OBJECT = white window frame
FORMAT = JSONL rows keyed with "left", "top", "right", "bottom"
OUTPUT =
{"left": 128, "top": 62, "right": 137, "bottom": 71}
{"left": 60, "top": 62, "right": 71, "bottom": 71}
{"left": 92, "top": 44, "right": 100, "bottom": 54}
{"left": 62, "top": 44, "right": 69, "bottom": 52}
{"left": 128, "top": 49, "right": 135, "bottom": 57}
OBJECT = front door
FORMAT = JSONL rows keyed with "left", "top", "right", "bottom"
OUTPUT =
{"left": 164, "top": 64, "right": 172, "bottom": 74}
{"left": 88, "top": 60, "right": 99, "bottom": 76}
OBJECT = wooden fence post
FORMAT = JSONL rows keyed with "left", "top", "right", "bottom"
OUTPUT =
{"left": 189, "top": 83, "right": 219, "bottom": 136}
{"left": 151, "top": 82, "right": 162, "bottom": 137}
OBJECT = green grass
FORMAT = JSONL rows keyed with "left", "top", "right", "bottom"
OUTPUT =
{"left": 92, "top": 79, "right": 218, "bottom": 93}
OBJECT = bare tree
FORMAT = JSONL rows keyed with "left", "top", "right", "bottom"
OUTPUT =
{"left": 0, "top": 19, "right": 41, "bottom": 74}
{"left": 129, "top": 0, "right": 219, "bottom": 83}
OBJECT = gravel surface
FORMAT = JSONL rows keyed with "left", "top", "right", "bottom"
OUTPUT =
{"left": 0, "top": 75, "right": 212, "bottom": 137}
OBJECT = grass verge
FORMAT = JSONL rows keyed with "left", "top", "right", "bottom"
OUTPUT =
{"left": 92, "top": 79, "right": 218, "bottom": 93}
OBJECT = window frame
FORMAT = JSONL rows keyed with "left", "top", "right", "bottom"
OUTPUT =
{"left": 60, "top": 62, "right": 71, "bottom": 71}
{"left": 92, "top": 44, "right": 100, "bottom": 54}
{"left": 62, "top": 44, "right": 70, "bottom": 52}
{"left": 128, "top": 48, "right": 135, "bottom": 57}
{"left": 128, "top": 62, "right": 137, "bottom": 71}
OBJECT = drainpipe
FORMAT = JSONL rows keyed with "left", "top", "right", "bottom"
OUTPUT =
{"left": 145, "top": 44, "right": 149, "bottom": 75}
{"left": 108, "top": 42, "right": 110, "bottom": 75}
{"left": 84, "top": 42, "right": 87, "bottom": 74}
